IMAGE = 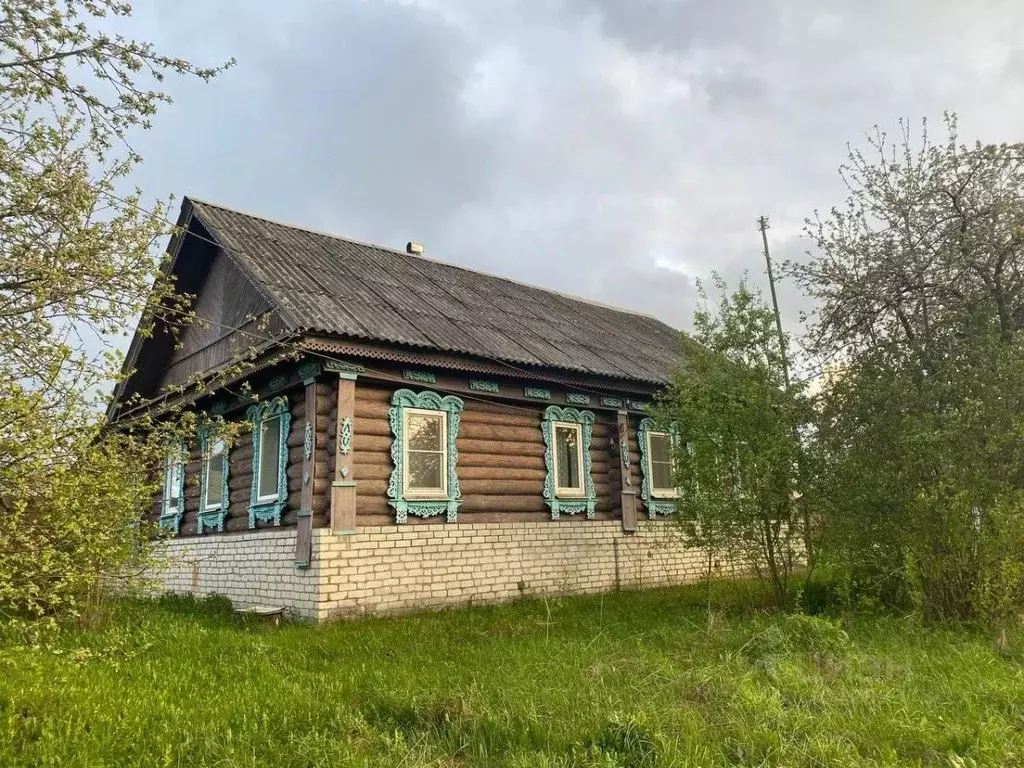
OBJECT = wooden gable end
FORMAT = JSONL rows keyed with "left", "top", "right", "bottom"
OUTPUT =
{"left": 110, "top": 207, "right": 287, "bottom": 417}
{"left": 159, "top": 245, "right": 280, "bottom": 391}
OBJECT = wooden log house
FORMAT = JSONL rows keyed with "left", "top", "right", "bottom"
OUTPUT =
{"left": 110, "top": 198, "right": 709, "bottom": 620}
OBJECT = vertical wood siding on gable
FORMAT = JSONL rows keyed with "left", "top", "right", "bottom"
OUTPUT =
{"left": 349, "top": 381, "right": 635, "bottom": 526}
{"left": 160, "top": 248, "right": 278, "bottom": 390}
{"left": 148, "top": 381, "right": 332, "bottom": 537}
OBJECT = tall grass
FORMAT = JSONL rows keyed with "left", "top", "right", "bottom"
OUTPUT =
{"left": 1, "top": 583, "right": 1022, "bottom": 766}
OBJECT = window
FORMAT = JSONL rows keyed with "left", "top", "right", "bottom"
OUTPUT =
{"left": 403, "top": 408, "right": 447, "bottom": 497}
{"left": 198, "top": 425, "right": 230, "bottom": 535}
{"left": 159, "top": 445, "right": 186, "bottom": 533}
{"left": 541, "top": 405, "right": 596, "bottom": 519}
{"left": 646, "top": 431, "right": 676, "bottom": 497}
{"left": 257, "top": 414, "right": 282, "bottom": 501}
{"left": 387, "top": 388, "right": 465, "bottom": 523}
{"left": 246, "top": 397, "right": 291, "bottom": 528}
{"left": 553, "top": 422, "right": 584, "bottom": 496}
{"left": 638, "top": 417, "right": 680, "bottom": 518}
{"left": 203, "top": 437, "right": 227, "bottom": 509}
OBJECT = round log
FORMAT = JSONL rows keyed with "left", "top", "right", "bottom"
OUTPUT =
{"left": 286, "top": 461, "right": 329, "bottom": 481}
{"left": 457, "top": 438, "right": 545, "bottom": 457}
{"left": 458, "top": 423, "right": 542, "bottom": 443}
{"left": 228, "top": 474, "right": 252, "bottom": 493}
{"left": 463, "top": 398, "right": 544, "bottom": 418}
{"left": 457, "top": 466, "right": 545, "bottom": 481}
{"left": 357, "top": 512, "right": 395, "bottom": 526}
{"left": 224, "top": 516, "right": 252, "bottom": 534}
{"left": 460, "top": 410, "right": 542, "bottom": 428}
{"left": 356, "top": 386, "right": 394, "bottom": 403}
{"left": 354, "top": 450, "right": 393, "bottom": 467}
{"left": 459, "top": 479, "right": 543, "bottom": 495}
{"left": 353, "top": 419, "right": 393, "bottom": 438}
{"left": 456, "top": 453, "right": 544, "bottom": 470}
{"left": 354, "top": 434, "right": 393, "bottom": 453}
{"left": 355, "top": 497, "right": 390, "bottom": 515}
{"left": 356, "top": 479, "right": 388, "bottom": 497}
{"left": 231, "top": 445, "right": 254, "bottom": 464}
{"left": 460, "top": 495, "right": 547, "bottom": 513}
{"left": 350, "top": 463, "right": 392, "bottom": 480}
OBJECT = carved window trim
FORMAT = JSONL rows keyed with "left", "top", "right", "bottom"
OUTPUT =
{"left": 247, "top": 397, "right": 291, "bottom": 528}
{"left": 542, "top": 405, "right": 596, "bottom": 520}
{"left": 638, "top": 417, "right": 680, "bottom": 519}
{"left": 387, "top": 389, "right": 464, "bottom": 524}
{"left": 159, "top": 441, "right": 187, "bottom": 535}
{"left": 197, "top": 421, "right": 230, "bottom": 535}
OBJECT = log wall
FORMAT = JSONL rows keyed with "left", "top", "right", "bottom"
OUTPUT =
{"left": 349, "top": 381, "right": 643, "bottom": 526}
{"left": 149, "top": 375, "right": 654, "bottom": 536}
{"left": 149, "top": 382, "right": 332, "bottom": 537}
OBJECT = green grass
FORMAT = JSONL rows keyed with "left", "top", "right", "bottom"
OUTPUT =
{"left": 2, "top": 584, "right": 1024, "bottom": 767}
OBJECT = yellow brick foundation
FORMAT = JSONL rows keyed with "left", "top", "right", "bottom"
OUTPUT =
{"left": 149, "top": 521, "right": 720, "bottom": 622}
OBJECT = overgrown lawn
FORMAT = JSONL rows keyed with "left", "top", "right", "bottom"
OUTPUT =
{"left": 2, "top": 584, "right": 1023, "bottom": 766}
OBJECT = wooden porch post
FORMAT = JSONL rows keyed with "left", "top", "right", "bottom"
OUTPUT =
{"left": 618, "top": 410, "right": 638, "bottom": 533}
{"left": 331, "top": 372, "right": 358, "bottom": 534}
{"left": 294, "top": 368, "right": 318, "bottom": 568}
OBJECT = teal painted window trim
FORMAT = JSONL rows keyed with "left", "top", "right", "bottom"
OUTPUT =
{"left": 247, "top": 397, "right": 291, "bottom": 528}
{"left": 541, "top": 405, "right": 597, "bottom": 520}
{"left": 159, "top": 441, "right": 187, "bottom": 534}
{"left": 197, "top": 421, "right": 230, "bottom": 535}
{"left": 387, "top": 389, "right": 464, "bottom": 523}
{"left": 297, "top": 360, "right": 320, "bottom": 384}
{"left": 403, "top": 370, "right": 436, "bottom": 384}
{"left": 638, "top": 417, "right": 680, "bottom": 519}
{"left": 324, "top": 359, "right": 364, "bottom": 379}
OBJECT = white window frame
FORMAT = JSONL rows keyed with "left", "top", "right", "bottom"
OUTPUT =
{"left": 255, "top": 414, "right": 284, "bottom": 503}
{"left": 202, "top": 436, "right": 227, "bottom": 512}
{"left": 163, "top": 452, "right": 184, "bottom": 515}
{"left": 646, "top": 430, "right": 678, "bottom": 499}
{"left": 552, "top": 421, "right": 585, "bottom": 497}
{"left": 402, "top": 407, "right": 448, "bottom": 500}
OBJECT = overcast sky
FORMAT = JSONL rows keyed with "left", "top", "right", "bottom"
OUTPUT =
{"left": 121, "top": 0, "right": 1024, "bottom": 332}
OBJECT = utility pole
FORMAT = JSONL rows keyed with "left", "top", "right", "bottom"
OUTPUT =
{"left": 757, "top": 215, "right": 790, "bottom": 388}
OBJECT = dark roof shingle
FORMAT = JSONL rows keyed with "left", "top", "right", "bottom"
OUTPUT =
{"left": 188, "top": 198, "right": 684, "bottom": 385}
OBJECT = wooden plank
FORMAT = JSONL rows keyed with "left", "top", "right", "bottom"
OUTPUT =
{"left": 331, "top": 376, "right": 357, "bottom": 534}
{"left": 294, "top": 379, "right": 317, "bottom": 568}
{"left": 618, "top": 410, "right": 638, "bottom": 533}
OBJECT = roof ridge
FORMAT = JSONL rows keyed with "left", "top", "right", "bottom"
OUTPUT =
{"left": 185, "top": 196, "right": 670, "bottom": 325}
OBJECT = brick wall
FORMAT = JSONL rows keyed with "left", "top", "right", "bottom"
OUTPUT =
{"left": 314, "top": 520, "right": 717, "bottom": 621}
{"left": 149, "top": 529, "right": 320, "bottom": 619}
{"left": 147, "top": 521, "right": 720, "bottom": 622}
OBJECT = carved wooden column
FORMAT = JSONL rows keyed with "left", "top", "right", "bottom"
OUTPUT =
{"left": 330, "top": 367, "right": 358, "bottom": 534}
{"left": 294, "top": 361, "right": 320, "bottom": 568}
{"left": 618, "top": 410, "right": 638, "bottom": 533}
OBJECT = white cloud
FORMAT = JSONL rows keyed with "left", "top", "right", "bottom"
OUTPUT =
{"left": 125, "top": 0, "right": 1024, "bottom": 335}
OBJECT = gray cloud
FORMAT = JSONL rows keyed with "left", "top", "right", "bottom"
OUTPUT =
{"left": 125, "top": 0, "right": 1024, "bottom": 334}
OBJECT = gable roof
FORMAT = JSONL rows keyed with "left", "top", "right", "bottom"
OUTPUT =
{"left": 185, "top": 197, "right": 685, "bottom": 386}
